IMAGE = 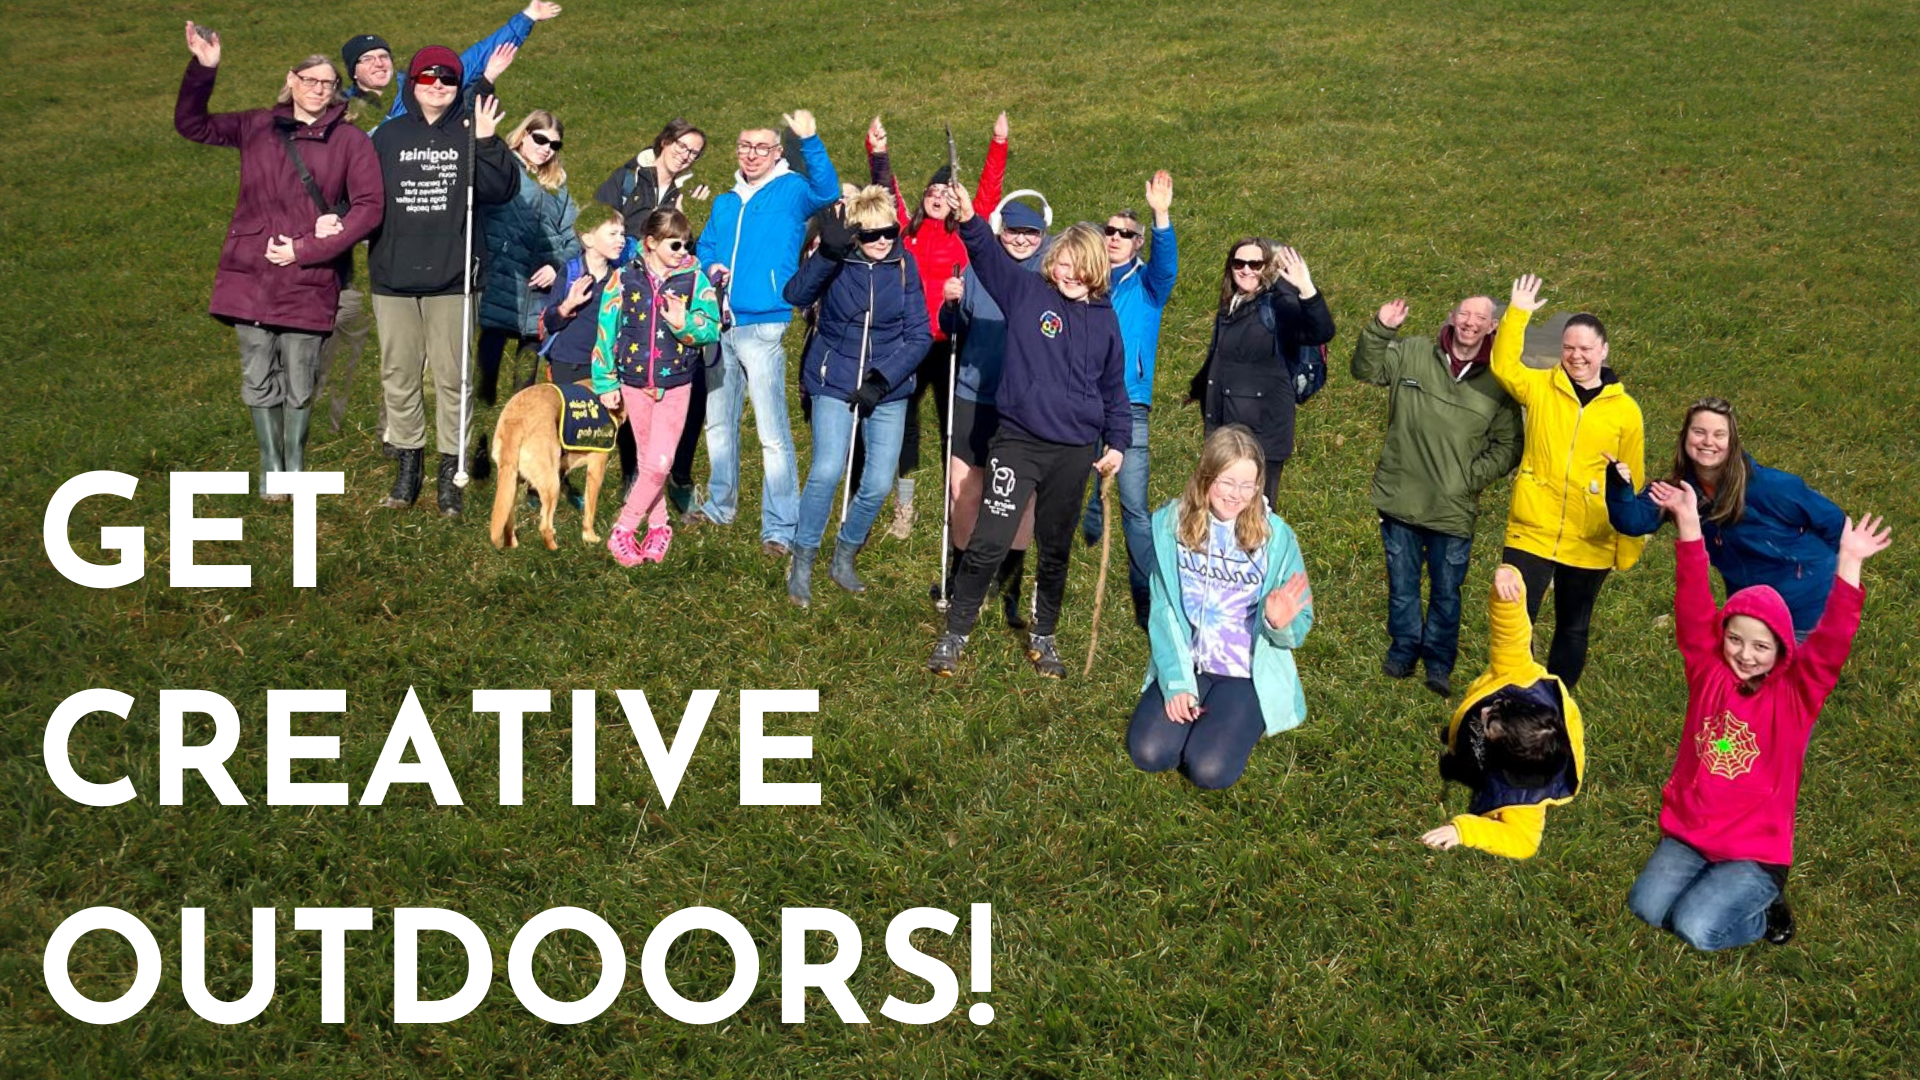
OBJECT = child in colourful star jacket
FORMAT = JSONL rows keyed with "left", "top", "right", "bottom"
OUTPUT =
{"left": 1628, "top": 480, "right": 1890, "bottom": 950}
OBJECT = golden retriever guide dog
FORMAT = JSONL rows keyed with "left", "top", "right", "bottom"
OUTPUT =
{"left": 489, "top": 382, "right": 624, "bottom": 550}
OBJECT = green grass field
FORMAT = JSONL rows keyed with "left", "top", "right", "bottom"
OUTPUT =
{"left": 4, "top": 0, "right": 1920, "bottom": 1076}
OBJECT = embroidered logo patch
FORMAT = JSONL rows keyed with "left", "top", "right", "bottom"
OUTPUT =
{"left": 1695, "top": 710, "right": 1761, "bottom": 780}
{"left": 1038, "top": 311, "right": 1064, "bottom": 339}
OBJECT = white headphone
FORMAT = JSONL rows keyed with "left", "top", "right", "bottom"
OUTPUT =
{"left": 989, "top": 189, "right": 1054, "bottom": 234}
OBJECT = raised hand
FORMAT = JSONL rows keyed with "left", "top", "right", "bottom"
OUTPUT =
{"left": 782, "top": 109, "right": 817, "bottom": 139}
{"left": 992, "top": 111, "right": 1009, "bottom": 141}
{"left": 1493, "top": 565, "right": 1523, "bottom": 603}
{"left": 1839, "top": 514, "right": 1892, "bottom": 563}
{"left": 867, "top": 115, "right": 887, "bottom": 153}
{"left": 529, "top": 264, "right": 557, "bottom": 289}
{"left": 1420, "top": 824, "right": 1462, "bottom": 850}
{"left": 1378, "top": 298, "right": 1408, "bottom": 329}
{"left": 483, "top": 42, "right": 518, "bottom": 84}
{"left": 688, "top": 183, "right": 711, "bottom": 201}
{"left": 1273, "top": 246, "right": 1315, "bottom": 299}
{"left": 314, "top": 213, "right": 344, "bottom": 240}
{"left": 948, "top": 179, "right": 975, "bottom": 223}
{"left": 524, "top": 1, "right": 562, "bottom": 21}
{"left": 1144, "top": 170, "right": 1172, "bottom": 224}
{"left": 1652, "top": 479, "right": 1701, "bottom": 540}
{"left": 1164, "top": 692, "right": 1201, "bottom": 724}
{"left": 473, "top": 94, "right": 504, "bottom": 139}
{"left": 558, "top": 272, "right": 594, "bottom": 316}
{"left": 1510, "top": 273, "right": 1545, "bottom": 313}
{"left": 185, "top": 21, "right": 221, "bottom": 67}
{"left": 1263, "top": 571, "right": 1310, "bottom": 629}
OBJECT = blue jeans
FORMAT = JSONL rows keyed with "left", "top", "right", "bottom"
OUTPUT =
{"left": 1082, "top": 403, "right": 1153, "bottom": 629}
{"left": 699, "top": 322, "right": 799, "bottom": 544}
{"left": 797, "top": 398, "right": 906, "bottom": 550}
{"left": 1628, "top": 838, "right": 1780, "bottom": 951}
{"left": 1128, "top": 673, "right": 1266, "bottom": 790}
{"left": 1380, "top": 514, "right": 1472, "bottom": 678}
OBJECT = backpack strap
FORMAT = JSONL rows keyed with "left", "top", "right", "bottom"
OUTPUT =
{"left": 276, "top": 119, "right": 346, "bottom": 216}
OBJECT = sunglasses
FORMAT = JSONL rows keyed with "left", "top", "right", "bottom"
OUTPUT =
{"left": 856, "top": 225, "right": 901, "bottom": 243}
{"left": 1103, "top": 225, "right": 1141, "bottom": 240}
{"left": 1229, "top": 258, "right": 1266, "bottom": 271}
{"left": 413, "top": 67, "right": 458, "bottom": 87}
{"left": 653, "top": 239, "right": 689, "bottom": 253}
{"left": 528, "top": 131, "right": 563, "bottom": 151}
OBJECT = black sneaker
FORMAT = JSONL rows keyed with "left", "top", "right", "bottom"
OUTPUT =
{"left": 1027, "top": 633, "right": 1067, "bottom": 679}
{"left": 1764, "top": 896, "right": 1795, "bottom": 945}
{"left": 1382, "top": 656, "right": 1415, "bottom": 679}
{"left": 928, "top": 632, "right": 967, "bottom": 676}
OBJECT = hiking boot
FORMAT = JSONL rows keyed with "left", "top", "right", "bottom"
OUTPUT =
{"left": 787, "top": 545, "right": 817, "bottom": 607}
{"left": 380, "top": 447, "right": 425, "bottom": 509}
{"left": 996, "top": 548, "right": 1029, "bottom": 630}
{"left": 381, "top": 440, "right": 401, "bottom": 460}
{"left": 887, "top": 497, "right": 915, "bottom": 540}
{"left": 1026, "top": 633, "right": 1067, "bottom": 679}
{"left": 436, "top": 453, "right": 463, "bottom": 519}
{"left": 829, "top": 539, "right": 865, "bottom": 594}
{"left": 1424, "top": 668, "right": 1453, "bottom": 698}
{"left": 1764, "top": 895, "right": 1795, "bottom": 946}
{"left": 1382, "top": 655, "right": 1415, "bottom": 679}
{"left": 927, "top": 632, "right": 967, "bottom": 676}
{"left": 639, "top": 525, "right": 673, "bottom": 564}
{"left": 608, "top": 526, "right": 644, "bottom": 568}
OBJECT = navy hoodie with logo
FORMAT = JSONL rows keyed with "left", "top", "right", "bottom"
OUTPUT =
{"left": 367, "top": 78, "right": 517, "bottom": 297}
{"left": 956, "top": 216, "right": 1129, "bottom": 453}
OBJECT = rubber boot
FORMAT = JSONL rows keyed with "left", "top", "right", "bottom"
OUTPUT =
{"left": 281, "top": 404, "right": 311, "bottom": 474}
{"left": 381, "top": 448, "right": 424, "bottom": 509}
{"left": 997, "top": 547, "right": 1029, "bottom": 629}
{"left": 787, "top": 545, "right": 818, "bottom": 608}
{"left": 437, "top": 453, "right": 463, "bottom": 519}
{"left": 829, "top": 539, "right": 866, "bottom": 594}
{"left": 249, "top": 407, "right": 289, "bottom": 503}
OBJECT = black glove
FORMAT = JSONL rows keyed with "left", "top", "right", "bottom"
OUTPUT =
{"left": 815, "top": 205, "right": 856, "bottom": 262}
{"left": 848, "top": 370, "right": 889, "bottom": 416}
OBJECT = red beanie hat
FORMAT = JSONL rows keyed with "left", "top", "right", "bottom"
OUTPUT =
{"left": 407, "top": 45, "right": 462, "bottom": 83}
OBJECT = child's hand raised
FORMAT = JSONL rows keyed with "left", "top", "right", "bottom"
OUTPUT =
{"left": 1263, "top": 572, "right": 1310, "bottom": 629}
{"left": 1836, "top": 513, "right": 1891, "bottom": 587}
{"left": 1420, "top": 824, "right": 1461, "bottom": 850}
{"left": 1493, "top": 565, "right": 1523, "bottom": 603}
{"left": 1651, "top": 480, "right": 1702, "bottom": 540}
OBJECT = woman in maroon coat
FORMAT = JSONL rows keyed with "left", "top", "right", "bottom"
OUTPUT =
{"left": 175, "top": 22, "right": 383, "bottom": 498}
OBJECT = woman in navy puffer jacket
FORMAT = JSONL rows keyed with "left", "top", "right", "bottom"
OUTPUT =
{"left": 478, "top": 108, "right": 581, "bottom": 405}
{"left": 781, "top": 186, "right": 930, "bottom": 606}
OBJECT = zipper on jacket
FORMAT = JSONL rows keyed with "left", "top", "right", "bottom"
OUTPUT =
{"left": 1552, "top": 386, "right": 1585, "bottom": 561}
{"left": 646, "top": 270, "right": 663, "bottom": 398}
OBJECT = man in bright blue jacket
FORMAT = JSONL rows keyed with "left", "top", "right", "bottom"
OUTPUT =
{"left": 687, "top": 111, "right": 841, "bottom": 555}
{"left": 1082, "top": 170, "right": 1177, "bottom": 631}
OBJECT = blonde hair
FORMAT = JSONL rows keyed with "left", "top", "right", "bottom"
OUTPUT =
{"left": 1046, "top": 223, "right": 1110, "bottom": 300}
{"left": 507, "top": 110, "right": 567, "bottom": 192}
{"left": 277, "top": 56, "right": 345, "bottom": 108}
{"left": 1176, "top": 426, "right": 1272, "bottom": 553}
{"left": 844, "top": 185, "right": 898, "bottom": 230}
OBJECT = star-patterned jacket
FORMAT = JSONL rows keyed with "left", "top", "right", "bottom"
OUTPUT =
{"left": 1659, "top": 538, "right": 1864, "bottom": 866}
{"left": 589, "top": 259, "right": 721, "bottom": 397}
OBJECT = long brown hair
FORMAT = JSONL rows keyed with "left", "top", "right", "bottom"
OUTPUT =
{"left": 1217, "top": 237, "right": 1281, "bottom": 314}
{"left": 1177, "top": 426, "right": 1272, "bottom": 553}
{"left": 1666, "top": 397, "right": 1748, "bottom": 527}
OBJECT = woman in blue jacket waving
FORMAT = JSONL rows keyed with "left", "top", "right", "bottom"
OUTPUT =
{"left": 782, "top": 187, "right": 931, "bottom": 606}
{"left": 1131, "top": 425, "right": 1313, "bottom": 789}
{"left": 1606, "top": 397, "right": 1844, "bottom": 639}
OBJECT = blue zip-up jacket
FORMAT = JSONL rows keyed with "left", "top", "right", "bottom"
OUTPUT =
{"left": 1108, "top": 222, "right": 1178, "bottom": 405}
{"left": 535, "top": 256, "right": 616, "bottom": 377}
{"left": 1606, "top": 453, "right": 1844, "bottom": 635}
{"left": 784, "top": 249, "right": 930, "bottom": 405}
{"left": 957, "top": 215, "right": 1130, "bottom": 453}
{"left": 347, "top": 11, "right": 534, "bottom": 124}
{"left": 694, "top": 137, "right": 841, "bottom": 326}
{"left": 940, "top": 240, "right": 1046, "bottom": 405}
{"left": 1143, "top": 502, "right": 1313, "bottom": 736}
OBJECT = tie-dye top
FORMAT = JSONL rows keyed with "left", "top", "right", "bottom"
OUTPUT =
{"left": 1179, "top": 516, "right": 1268, "bottom": 678}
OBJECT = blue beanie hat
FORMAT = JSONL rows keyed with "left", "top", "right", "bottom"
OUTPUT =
{"left": 997, "top": 199, "right": 1045, "bottom": 231}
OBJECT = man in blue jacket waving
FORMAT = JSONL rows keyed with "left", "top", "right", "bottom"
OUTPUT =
{"left": 688, "top": 110, "right": 841, "bottom": 555}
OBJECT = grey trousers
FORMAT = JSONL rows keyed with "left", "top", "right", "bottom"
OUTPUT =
{"left": 234, "top": 323, "right": 326, "bottom": 409}
{"left": 372, "top": 293, "right": 468, "bottom": 454}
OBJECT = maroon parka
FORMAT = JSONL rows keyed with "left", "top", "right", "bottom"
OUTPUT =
{"left": 175, "top": 59, "right": 383, "bottom": 333}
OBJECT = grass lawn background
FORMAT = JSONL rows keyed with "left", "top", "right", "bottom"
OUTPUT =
{"left": 3, "top": 0, "right": 1919, "bottom": 1076}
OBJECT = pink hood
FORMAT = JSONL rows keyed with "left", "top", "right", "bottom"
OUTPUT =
{"left": 1721, "top": 583, "right": 1797, "bottom": 676}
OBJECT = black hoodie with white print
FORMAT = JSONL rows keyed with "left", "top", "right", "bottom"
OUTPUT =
{"left": 367, "top": 77, "right": 517, "bottom": 297}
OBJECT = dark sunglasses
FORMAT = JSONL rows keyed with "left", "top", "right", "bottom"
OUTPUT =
{"left": 856, "top": 225, "right": 902, "bottom": 243}
{"left": 1229, "top": 258, "right": 1266, "bottom": 271}
{"left": 654, "top": 239, "right": 689, "bottom": 252}
{"left": 528, "top": 131, "right": 563, "bottom": 151}
{"left": 413, "top": 66, "right": 458, "bottom": 87}
{"left": 1103, "top": 225, "right": 1141, "bottom": 240}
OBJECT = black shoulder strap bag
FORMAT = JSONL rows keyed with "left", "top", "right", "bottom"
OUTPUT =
{"left": 277, "top": 118, "right": 350, "bottom": 216}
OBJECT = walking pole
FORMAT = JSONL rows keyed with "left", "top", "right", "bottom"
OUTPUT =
{"left": 1083, "top": 472, "right": 1116, "bottom": 676}
{"left": 936, "top": 262, "right": 963, "bottom": 613}
{"left": 840, "top": 302, "right": 874, "bottom": 523}
{"left": 453, "top": 93, "right": 480, "bottom": 490}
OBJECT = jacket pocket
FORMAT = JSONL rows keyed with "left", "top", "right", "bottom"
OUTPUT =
{"left": 218, "top": 224, "right": 265, "bottom": 274}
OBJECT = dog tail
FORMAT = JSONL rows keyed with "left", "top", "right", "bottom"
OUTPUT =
{"left": 489, "top": 409, "right": 521, "bottom": 550}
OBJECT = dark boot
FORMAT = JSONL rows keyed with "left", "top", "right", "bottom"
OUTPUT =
{"left": 1764, "top": 894, "right": 1795, "bottom": 945}
{"left": 281, "top": 404, "right": 312, "bottom": 474}
{"left": 997, "top": 548, "right": 1029, "bottom": 629}
{"left": 470, "top": 435, "right": 493, "bottom": 483}
{"left": 927, "top": 631, "right": 967, "bottom": 676}
{"left": 829, "top": 539, "right": 866, "bottom": 594}
{"left": 1026, "top": 632, "right": 1067, "bottom": 679}
{"left": 249, "top": 407, "right": 289, "bottom": 503}
{"left": 381, "top": 447, "right": 424, "bottom": 509}
{"left": 437, "top": 453, "right": 463, "bottom": 519}
{"left": 787, "top": 545, "right": 818, "bottom": 607}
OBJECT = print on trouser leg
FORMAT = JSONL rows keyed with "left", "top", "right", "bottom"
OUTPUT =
{"left": 944, "top": 450, "right": 1035, "bottom": 636}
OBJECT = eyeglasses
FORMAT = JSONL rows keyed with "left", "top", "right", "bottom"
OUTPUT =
{"left": 291, "top": 73, "right": 340, "bottom": 91}
{"left": 670, "top": 138, "right": 704, "bottom": 161}
{"left": 856, "top": 225, "right": 901, "bottom": 243}
{"left": 1003, "top": 227, "right": 1043, "bottom": 240}
{"left": 1103, "top": 225, "right": 1141, "bottom": 240}
{"left": 528, "top": 131, "right": 564, "bottom": 151}
{"left": 1229, "top": 258, "right": 1266, "bottom": 271}
{"left": 1211, "top": 477, "right": 1261, "bottom": 497}
{"left": 413, "top": 67, "right": 458, "bottom": 87}
{"left": 737, "top": 142, "right": 780, "bottom": 158}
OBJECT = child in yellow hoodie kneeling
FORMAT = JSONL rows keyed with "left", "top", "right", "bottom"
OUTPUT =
{"left": 1420, "top": 565, "right": 1586, "bottom": 859}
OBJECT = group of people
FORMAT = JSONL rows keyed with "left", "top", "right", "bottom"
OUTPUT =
{"left": 173, "top": 13, "right": 1894, "bottom": 955}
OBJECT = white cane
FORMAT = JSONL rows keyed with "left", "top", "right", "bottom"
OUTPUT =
{"left": 840, "top": 296, "right": 874, "bottom": 522}
{"left": 453, "top": 101, "right": 479, "bottom": 489}
{"left": 936, "top": 264, "right": 963, "bottom": 612}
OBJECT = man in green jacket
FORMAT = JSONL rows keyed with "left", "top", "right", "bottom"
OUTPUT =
{"left": 1351, "top": 295, "right": 1522, "bottom": 697}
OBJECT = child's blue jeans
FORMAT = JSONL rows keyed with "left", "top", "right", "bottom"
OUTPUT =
{"left": 1628, "top": 837, "right": 1780, "bottom": 951}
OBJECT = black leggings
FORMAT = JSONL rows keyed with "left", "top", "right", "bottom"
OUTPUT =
{"left": 476, "top": 328, "right": 537, "bottom": 407}
{"left": 1502, "top": 546, "right": 1610, "bottom": 689}
{"left": 897, "top": 339, "right": 954, "bottom": 477}
{"left": 946, "top": 432, "right": 1096, "bottom": 638}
